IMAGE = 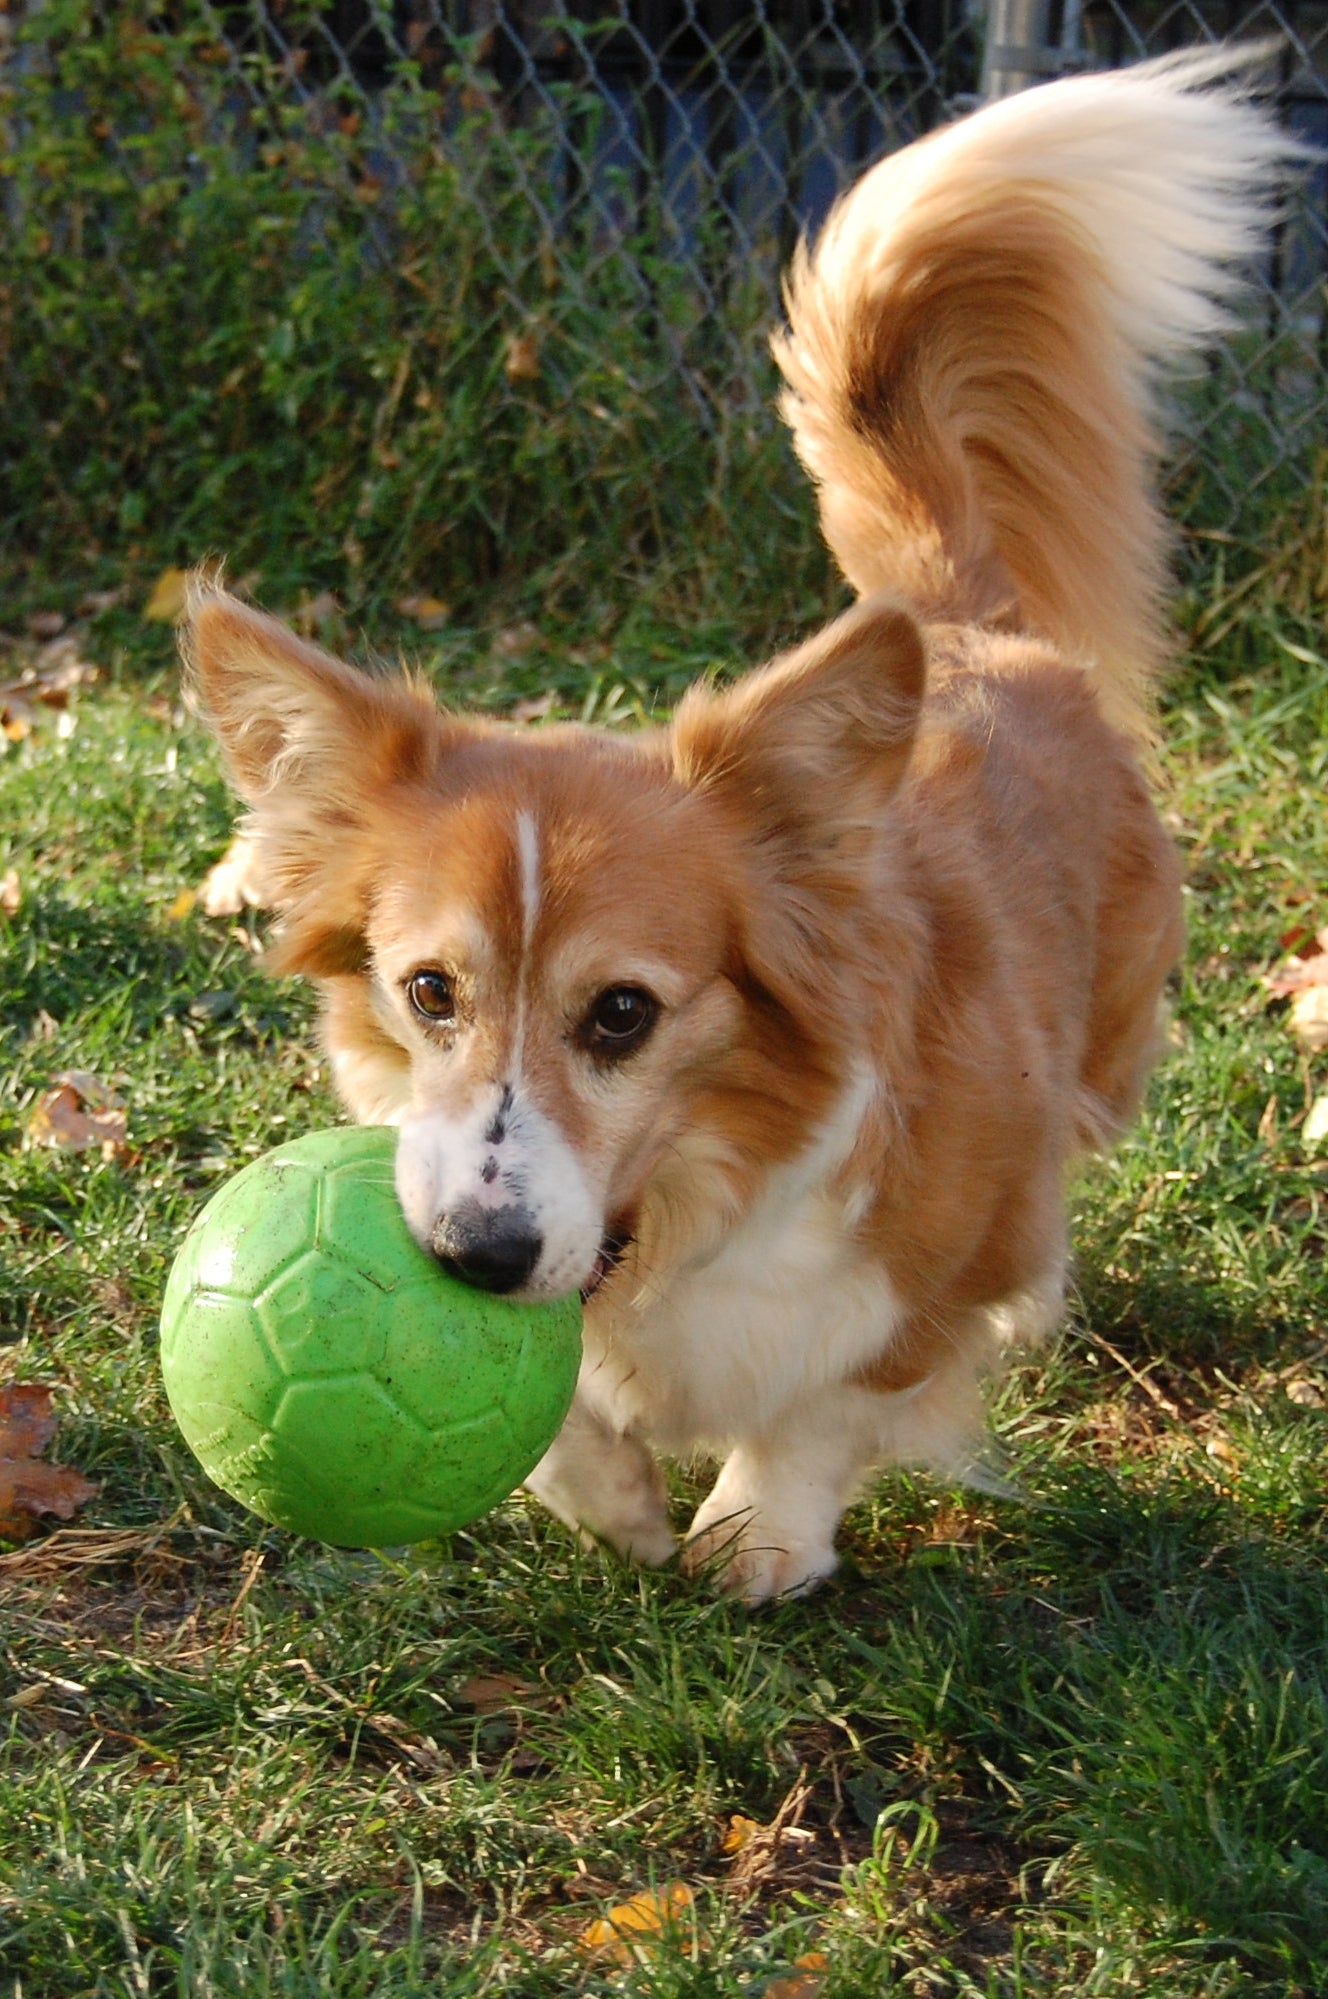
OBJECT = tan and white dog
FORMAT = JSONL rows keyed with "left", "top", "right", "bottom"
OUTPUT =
{"left": 186, "top": 50, "right": 1290, "bottom": 1600}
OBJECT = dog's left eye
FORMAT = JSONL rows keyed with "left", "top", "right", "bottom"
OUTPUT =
{"left": 582, "top": 986, "right": 659, "bottom": 1055}
{"left": 406, "top": 968, "right": 456, "bottom": 1023}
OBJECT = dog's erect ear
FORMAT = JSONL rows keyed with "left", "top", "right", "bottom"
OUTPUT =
{"left": 184, "top": 583, "right": 441, "bottom": 803}
{"left": 669, "top": 597, "right": 925, "bottom": 1025}
{"left": 670, "top": 595, "right": 925, "bottom": 859}
{"left": 183, "top": 583, "right": 450, "bottom": 974}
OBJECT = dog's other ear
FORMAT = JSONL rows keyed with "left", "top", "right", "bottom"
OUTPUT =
{"left": 670, "top": 594, "right": 925, "bottom": 865}
{"left": 183, "top": 583, "right": 449, "bottom": 975}
{"left": 669, "top": 598, "right": 925, "bottom": 1024}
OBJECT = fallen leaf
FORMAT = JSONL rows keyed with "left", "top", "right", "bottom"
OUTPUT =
{"left": 1291, "top": 987, "right": 1328, "bottom": 1052}
{"left": 503, "top": 331, "right": 541, "bottom": 383}
{"left": 25, "top": 610, "right": 66, "bottom": 639}
{"left": 578, "top": 1882, "right": 695, "bottom": 1964}
{"left": 0, "top": 1384, "right": 99, "bottom": 1543}
{"left": 493, "top": 622, "right": 539, "bottom": 659}
{"left": 77, "top": 588, "right": 126, "bottom": 615}
{"left": 6, "top": 1681, "right": 55, "bottom": 1709}
{"left": 167, "top": 887, "right": 198, "bottom": 921}
{"left": 396, "top": 594, "right": 450, "bottom": 631}
{"left": 767, "top": 1951, "right": 830, "bottom": 1999}
{"left": 722, "top": 1814, "right": 762, "bottom": 1855}
{"left": 143, "top": 568, "right": 189, "bottom": 622}
{"left": 1285, "top": 1374, "right": 1325, "bottom": 1408}
{"left": 28, "top": 1072, "right": 128, "bottom": 1157}
{"left": 1, "top": 639, "right": 98, "bottom": 709}
{"left": 0, "top": 870, "right": 19, "bottom": 916}
{"left": 455, "top": 1672, "right": 540, "bottom": 1713}
{"left": 1266, "top": 928, "right": 1328, "bottom": 995}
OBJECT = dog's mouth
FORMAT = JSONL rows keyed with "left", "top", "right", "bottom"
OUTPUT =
{"left": 580, "top": 1222, "right": 634, "bottom": 1303}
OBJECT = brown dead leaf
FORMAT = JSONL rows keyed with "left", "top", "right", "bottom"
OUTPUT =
{"left": 455, "top": 1672, "right": 541, "bottom": 1713}
{"left": 0, "top": 1384, "right": 98, "bottom": 1543}
{"left": 578, "top": 1882, "right": 695, "bottom": 1964}
{"left": 1, "top": 642, "right": 99, "bottom": 753}
{"left": 503, "top": 331, "right": 541, "bottom": 383}
{"left": 767, "top": 1953, "right": 830, "bottom": 1999}
{"left": 26, "top": 610, "right": 66, "bottom": 640}
{"left": 0, "top": 870, "right": 19, "bottom": 917}
{"left": 1266, "top": 929, "right": 1328, "bottom": 997}
{"left": 395, "top": 594, "right": 451, "bottom": 631}
{"left": 28, "top": 1072, "right": 128, "bottom": 1157}
{"left": 493, "top": 621, "right": 539, "bottom": 660}
{"left": 0, "top": 640, "right": 99, "bottom": 714}
{"left": 143, "top": 568, "right": 189, "bottom": 623}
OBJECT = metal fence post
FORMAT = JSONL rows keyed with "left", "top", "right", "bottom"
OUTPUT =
{"left": 981, "top": 0, "right": 1083, "bottom": 100}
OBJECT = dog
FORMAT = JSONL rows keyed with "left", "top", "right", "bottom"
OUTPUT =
{"left": 185, "top": 49, "right": 1290, "bottom": 1601}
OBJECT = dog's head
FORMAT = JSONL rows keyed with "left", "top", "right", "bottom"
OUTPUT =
{"left": 185, "top": 585, "right": 924, "bottom": 1303}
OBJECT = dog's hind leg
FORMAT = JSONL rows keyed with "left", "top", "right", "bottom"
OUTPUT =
{"left": 524, "top": 1395, "right": 677, "bottom": 1568}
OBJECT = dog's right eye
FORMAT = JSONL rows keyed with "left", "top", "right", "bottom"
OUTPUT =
{"left": 406, "top": 968, "right": 455, "bottom": 1023}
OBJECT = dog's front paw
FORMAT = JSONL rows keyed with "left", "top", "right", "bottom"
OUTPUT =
{"left": 201, "top": 831, "right": 269, "bottom": 916}
{"left": 524, "top": 1402, "right": 676, "bottom": 1569}
{"left": 681, "top": 1501, "right": 838, "bottom": 1606}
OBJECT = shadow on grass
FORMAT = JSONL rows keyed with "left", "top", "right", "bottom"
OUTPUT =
{"left": 0, "top": 890, "right": 300, "bottom": 1050}
{"left": 815, "top": 1462, "right": 1328, "bottom": 1981}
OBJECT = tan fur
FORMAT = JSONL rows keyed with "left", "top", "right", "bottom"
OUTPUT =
{"left": 186, "top": 49, "right": 1289, "bottom": 1600}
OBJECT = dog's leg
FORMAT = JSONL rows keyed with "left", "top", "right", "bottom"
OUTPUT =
{"left": 680, "top": 1384, "right": 892, "bottom": 1603}
{"left": 682, "top": 1346, "right": 991, "bottom": 1603}
{"left": 524, "top": 1395, "right": 677, "bottom": 1568}
{"left": 200, "top": 829, "right": 268, "bottom": 916}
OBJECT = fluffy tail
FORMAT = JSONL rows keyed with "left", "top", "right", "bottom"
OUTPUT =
{"left": 773, "top": 46, "right": 1297, "bottom": 732}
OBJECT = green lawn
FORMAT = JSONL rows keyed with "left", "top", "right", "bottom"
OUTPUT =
{"left": 2, "top": 594, "right": 1327, "bottom": 1997}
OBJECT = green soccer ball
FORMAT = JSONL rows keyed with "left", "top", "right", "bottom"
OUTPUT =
{"left": 159, "top": 1127, "right": 582, "bottom": 1547}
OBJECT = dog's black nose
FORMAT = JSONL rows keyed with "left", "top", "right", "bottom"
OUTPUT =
{"left": 429, "top": 1202, "right": 543, "bottom": 1294}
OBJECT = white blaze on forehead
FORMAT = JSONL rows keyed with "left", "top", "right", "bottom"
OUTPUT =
{"left": 515, "top": 809, "right": 540, "bottom": 952}
{"left": 510, "top": 808, "right": 541, "bottom": 1076}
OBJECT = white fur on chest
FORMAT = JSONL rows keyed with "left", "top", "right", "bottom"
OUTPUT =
{"left": 582, "top": 1072, "right": 903, "bottom": 1452}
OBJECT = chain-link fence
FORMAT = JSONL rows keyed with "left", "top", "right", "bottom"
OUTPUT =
{"left": 3, "top": 1, "right": 1325, "bottom": 612}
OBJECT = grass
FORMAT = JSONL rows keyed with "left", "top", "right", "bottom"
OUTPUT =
{"left": 1, "top": 580, "right": 1327, "bottom": 1998}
